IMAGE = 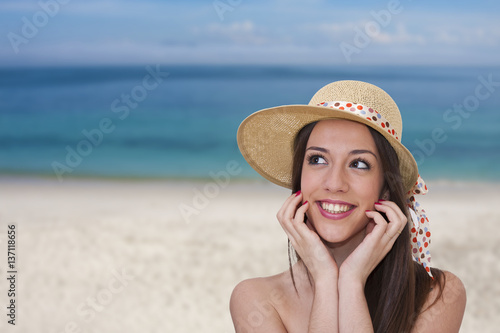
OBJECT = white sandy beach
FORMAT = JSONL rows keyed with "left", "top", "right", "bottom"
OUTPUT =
{"left": 0, "top": 176, "right": 499, "bottom": 332}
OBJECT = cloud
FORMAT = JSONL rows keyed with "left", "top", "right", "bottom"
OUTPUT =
{"left": 200, "top": 20, "right": 269, "bottom": 45}
{"left": 310, "top": 12, "right": 500, "bottom": 51}
{"left": 1, "top": 0, "right": 500, "bottom": 66}
{"left": 371, "top": 23, "right": 426, "bottom": 45}
{"left": 430, "top": 24, "right": 500, "bottom": 46}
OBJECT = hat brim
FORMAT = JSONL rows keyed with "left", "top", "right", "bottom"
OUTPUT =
{"left": 237, "top": 104, "right": 418, "bottom": 193}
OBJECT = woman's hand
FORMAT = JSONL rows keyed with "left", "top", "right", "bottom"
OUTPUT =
{"left": 339, "top": 200, "right": 407, "bottom": 285}
{"left": 276, "top": 191, "right": 338, "bottom": 282}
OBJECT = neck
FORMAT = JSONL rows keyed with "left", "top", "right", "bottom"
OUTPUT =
{"left": 322, "top": 228, "right": 366, "bottom": 268}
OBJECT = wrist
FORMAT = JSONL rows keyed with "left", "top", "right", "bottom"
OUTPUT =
{"left": 312, "top": 272, "right": 339, "bottom": 292}
{"left": 338, "top": 272, "right": 365, "bottom": 292}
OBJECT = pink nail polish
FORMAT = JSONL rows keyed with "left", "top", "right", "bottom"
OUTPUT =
{"left": 295, "top": 190, "right": 301, "bottom": 197}
{"left": 365, "top": 210, "right": 371, "bottom": 212}
{"left": 303, "top": 201, "right": 308, "bottom": 205}
{"left": 378, "top": 199, "right": 386, "bottom": 202}
{"left": 374, "top": 202, "right": 382, "bottom": 205}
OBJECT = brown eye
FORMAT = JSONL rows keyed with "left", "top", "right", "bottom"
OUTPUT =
{"left": 351, "top": 159, "right": 370, "bottom": 169}
{"left": 308, "top": 155, "right": 326, "bottom": 165}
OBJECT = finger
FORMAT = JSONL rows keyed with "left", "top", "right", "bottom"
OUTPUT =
{"left": 366, "top": 210, "right": 402, "bottom": 243}
{"left": 276, "top": 191, "right": 301, "bottom": 221}
{"left": 276, "top": 191, "right": 302, "bottom": 229}
{"left": 285, "top": 201, "right": 312, "bottom": 243}
{"left": 374, "top": 202, "right": 406, "bottom": 236}
{"left": 280, "top": 191, "right": 304, "bottom": 222}
{"left": 277, "top": 192, "right": 305, "bottom": 242}
{"left": 292, "top": 200, "right": 309, "bottom": 225}
{"left": 276, "top": 215, "right": 296, "bottom": 244}
{"left": 362, "top": 211, "right": 399, "bottom": 259}
{"left": 378, "top": 199, "right": 407, "bottom": 222}
{"left": 374, "top": 203, "right": 402, "bottom": 227}
{"left": 290, "top": 201, "right": 312, "bottom": 238}
{"left": 364, "top": 210, "right": 389, "bottom": 238}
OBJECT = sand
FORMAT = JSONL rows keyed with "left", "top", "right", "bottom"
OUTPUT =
{"left": 0, "top": 176, "right": 498, "bottom": 332}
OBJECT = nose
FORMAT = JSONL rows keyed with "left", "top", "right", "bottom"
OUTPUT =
{"left": 323, "top": 165, "right": 349, "bottom": 193}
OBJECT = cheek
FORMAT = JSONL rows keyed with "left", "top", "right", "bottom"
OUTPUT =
{"left": 300, "top": 169, "right": 316, "bottom": 197}
{"left": 374, "top": 172, "right": 385, "bottom": 199}
{"left": 353, "top": 177, "right": 384, "bottom": 203}
{"left": 375, "top": 181, "right": 385, "bottom": 197}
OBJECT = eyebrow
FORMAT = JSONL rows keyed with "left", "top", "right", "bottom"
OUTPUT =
{"left": 306, "top": 146, "right": 378, "bottom": 159}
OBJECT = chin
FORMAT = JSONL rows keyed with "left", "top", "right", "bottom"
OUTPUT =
{"left": 312, "top": 219, "right": 367, "bottom": 245}
{"left": 314, "top": 226, "right": 353, "bottom": 244}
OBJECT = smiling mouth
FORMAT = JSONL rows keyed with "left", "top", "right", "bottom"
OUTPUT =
{"left": 320, "top": 202, "right": 355, "bottom": 214}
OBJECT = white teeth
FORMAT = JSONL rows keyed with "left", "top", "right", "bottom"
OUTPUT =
{"left": 321, "top": 202, "right": 352, "bottom": 214}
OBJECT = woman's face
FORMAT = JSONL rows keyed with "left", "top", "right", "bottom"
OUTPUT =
{"left": 301, "top": 119, "right": 385, "bottom": 245}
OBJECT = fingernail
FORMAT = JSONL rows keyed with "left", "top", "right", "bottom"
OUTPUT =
{"left": 295, "top": 190, "right": 301, "bottom": 197}
{"left": 365, "top": 210, "right": 371, "bottom": 212}
{"left": 374, "top": 202, "right": 382, "bottom": 205}
{"left": 378, "top": 199, "right": 386, "bottom": 202}
{"left": 303, "top": 201, "right": 308, "bottom": 205}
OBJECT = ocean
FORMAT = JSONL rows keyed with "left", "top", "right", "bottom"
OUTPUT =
{"left": 1, "top": 65, "right": 499, "bottom": 182}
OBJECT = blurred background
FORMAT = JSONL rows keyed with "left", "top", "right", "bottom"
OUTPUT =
{"left": 1, "top": 0, "right": 499, "bottom": 181}
{"left": 1, "top": 1, "right": 500, "bottom": 332}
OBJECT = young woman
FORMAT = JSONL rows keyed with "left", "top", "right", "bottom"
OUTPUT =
{"left": 231, "top": 80, "right": 466, "bottom": 332}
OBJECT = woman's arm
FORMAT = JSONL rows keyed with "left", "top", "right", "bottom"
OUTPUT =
{"left": 337, "top": 277, "right": 373, "bottom": 333}
{"left": 278, "top": 192, "right": 340, "bottom": 333}
{"left": 308, "top": 274, "right": 339, "bottom": 332}
{"left": 411, "top": 271, "right": 466, "bottom": 333}
{"left": 337, "top": 200, "right": 407, "bottom": 333}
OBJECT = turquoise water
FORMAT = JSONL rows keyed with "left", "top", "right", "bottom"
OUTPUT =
{"left": 1, "top": 65, "right": 499, "bottom": 181}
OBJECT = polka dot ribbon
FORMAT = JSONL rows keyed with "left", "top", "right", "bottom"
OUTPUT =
{"left": 407, "top": 175, "right": 433, "bottom": 278}
{"left": 317, "top": 101, "right": 400, "bottom": 141}
{"left": 318, "top": 101, "right": 433, "bottom": 278}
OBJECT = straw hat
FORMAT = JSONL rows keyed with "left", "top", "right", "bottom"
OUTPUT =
{"left": 237, "top": 80, "right": 418, "bottom": 193}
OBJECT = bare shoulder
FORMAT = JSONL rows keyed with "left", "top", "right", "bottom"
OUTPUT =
{"left": 230, "top": 274, "right": 288, "bottom": 333}
{"left": 412, "top": 270, "right": 467, "bottom": 333}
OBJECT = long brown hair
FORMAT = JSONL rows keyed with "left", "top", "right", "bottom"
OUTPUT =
{"left": 290, "top": 120, "right": 444, "bottom": 332}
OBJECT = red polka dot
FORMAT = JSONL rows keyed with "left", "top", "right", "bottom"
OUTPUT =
{"left": 392, "top": 129, "right": 395, "bottom": 135}
{"left": 346, "top": 103, "right": 352, "bottom": 107}
{"left": 420, "top": 218, "right": 425, "bottom": 223}
{"left": 381, "top": 123, "right": 386, "bottom": 128}
{"left": 426, "top": 231, "right": 431, "bottom": 237}
{"left": 411, "top": 228, "right": 416, "bottom": 233}
{"left": 357, "top": 105, "right": 363, "bottom": 110}
{"left": 412, "top": 237, "right": 417, "bottom": 243}
{"left": 424, "top": 242, "right": 428, "bottom": 248}
{"left": 339, "top": 107, "right": 344, "bottom": 110}
{"left": 426, "top": 267, "right": 430, "bottom": 272}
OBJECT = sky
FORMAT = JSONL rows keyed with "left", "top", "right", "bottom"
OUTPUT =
{"left": 1, "top": 0, "right": 500, "bottom": 67}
